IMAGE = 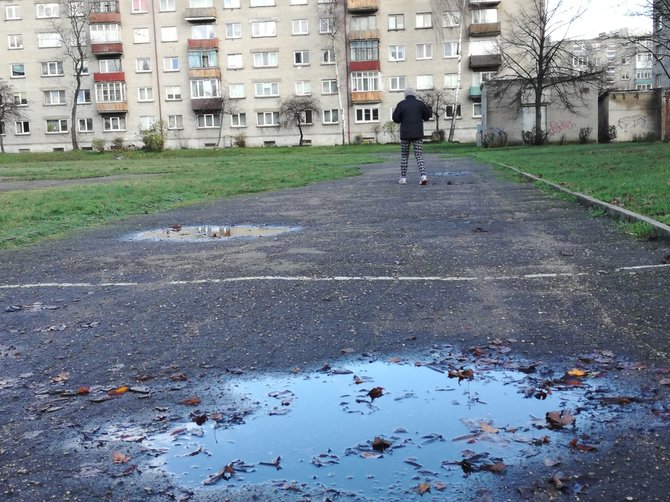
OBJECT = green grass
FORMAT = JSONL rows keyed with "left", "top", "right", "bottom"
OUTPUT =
{"left": 427, "top": 142, "right": 670, "bottom": 227}
{"left": 0, "top": 146, "right": 382, "bottom": 249}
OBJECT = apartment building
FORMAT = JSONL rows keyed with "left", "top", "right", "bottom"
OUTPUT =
{"left": 0, "top": 0, "right": 525, "bottom": 152}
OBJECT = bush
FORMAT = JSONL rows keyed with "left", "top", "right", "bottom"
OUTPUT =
{"left": 111, "top": 137, "right": 125, "bottom": 151}
{"left": 91, "top": 138, "right": 106, "bottom": 153}
{"left": 140, "top": 121, "right": 166, "bottom": 152}
{"left": 382, "top": 121, "right": 399, "bottom": 143}
{"left": 578, "top": 127, "right": 592, "bottom": 144}
{"left": 607, "top": 125, "right": 617, "bottom": 142}
{"left": 522, "top": 129, "right": 549, "bottom": 145}
{"left": 481, "top": 127, "right": 508, "bottom": 148}
{"left": 234, "top": 133, "right": 246, "bottom": 148}
{"left": 430, "top": 129, "right": 445, "bottom": 142}
{"left": 353, "top": 134, "right": 364, "bottom": 145}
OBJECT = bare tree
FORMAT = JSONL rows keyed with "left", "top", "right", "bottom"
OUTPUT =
{"left": 418, "top": 87, "right": 454, "bottom": 140}
{"left": 0, "top": 80, "right": 24, "bottom": 153}
{"left": 215, "top": 82, "right": 240, "bottom": 147}
{"left": 46, "top": 1, "right": 96, "bottom": 151}
{"left": 318, "top": 0, "right": 347, "bottom": 144}
{"left": 625, "top": 1, "right": 668, "bottom": 84}
{"left": 497, "top": 0, "right": 607, "bottom": 145}
{"left": 279, "top": 96, "right": 322, "bottom": 146}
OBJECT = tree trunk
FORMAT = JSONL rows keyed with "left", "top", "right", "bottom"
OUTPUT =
{"left": 298, "top": 122, "right": 304, "bottom": 146}
{"left": 534, "top": 86, "right": 543, "bottom": 145}
{"left": 70, "top": 81, "right": 80, "bottom": 150}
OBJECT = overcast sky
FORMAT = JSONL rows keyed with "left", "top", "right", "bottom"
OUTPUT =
{"left": 552, "top": 0, "right": 652, "bottom": 39}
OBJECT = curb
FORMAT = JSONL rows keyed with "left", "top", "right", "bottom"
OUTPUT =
{"left": 495, "top": 162, "right": 670, "bottom": 242}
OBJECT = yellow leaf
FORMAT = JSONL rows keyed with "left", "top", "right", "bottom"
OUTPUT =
{"left": 480, "top": 422, "right": 499, "bottom": 434}
{"left": 567, "top": 368, "right": 587, "bottom": 377}
{"left": 108, "top": 385, "right": 129, "bottom": 396}
{"left": 112, "top": 451, "right": 130, "bottom": 464}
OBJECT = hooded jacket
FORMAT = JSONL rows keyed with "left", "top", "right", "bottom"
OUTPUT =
{"left": 392, "top": 95, "right": 432, "bottom": 141}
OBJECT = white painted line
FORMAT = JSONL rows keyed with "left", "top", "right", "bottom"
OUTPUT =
{"left": 0, "top": 266, "right": 666, "bottom": 290}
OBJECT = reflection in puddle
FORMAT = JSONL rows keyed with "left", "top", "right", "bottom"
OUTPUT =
{"left": 128, "top": 224, "right": 299, "bottom": 242}
{"left": 146, "top": 360, "right": 593, "bottom": 499}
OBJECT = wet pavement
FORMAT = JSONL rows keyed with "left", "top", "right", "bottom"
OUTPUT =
{"left": 0, "top": 155, "right": 669, "bottom": 501}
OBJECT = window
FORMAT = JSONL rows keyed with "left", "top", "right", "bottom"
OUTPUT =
{"left": 191, "top": 25, "right": 215, "bottom": 40}
{"left": 134, "top": 28, "right": 150, "bottom": 44}
{"left": 290, "top": 0, "right": 307, "bottom": 4}
{"left": 77, "top": 89, "right": 91, "bottom": 104}
{"left": 13, "top": 92, "right": 28, "bottom": 105}
{"left": 92, "top": 1, "right": 118, "bottom": 13}
{"left": 42, "top": 61, "right": 64, "bottom": 77}
{"left": 103, "top": 115, "right": 126, "bottom": 131}
{"left": 473, "top": 103, "right": 482, "bottom": 118}
{"left": 621, "top": 73, "right": 630, "bottom": 80}
{"left": 388, "top": 14, "right": 404, "bottom": 30}
{"left": 389, "top": 45, "right": 405, "bottom": 61}
{"left": 294, "top": 50, "right": 310, "bottom": 65}
{"left": 322, "top": 79, "right": 338, "bottom": 94}
{"left": 163, "top": 56, "right": 179, "bottom": 72}
{"left": 46, "top": 119, "right": 68, "bottom": 134}
{"left": 355, "top": 106, "right": 379, "bottom": 123}
{"left": 165, "top": 86, "right": 182, "bottom": 100}
{"left": 196, "top": 114, "right": 221, "bottom": 128}
{"left": 132, "top": 0, "right": 148, "bottom": 13}
{"left": 225, "top": 23, "right": 241, "bottom": 39}
{"left": 416, "top": 13, "right": 432, "bottom": 29}
{"left": 81, "top": 61, "right": 90, "bottom": 75}
{"left": 90, "top": 24, "right": 121, "bottom": 43}
{"left": 223, "top": 0, "right": 240, "bottom": 7}
{"left": 36, "top": 3, "right": 60, "bottom": 19}
{"left": 446, "top": 104, "right": 462, "bottom": 119}
{"left": 636, "top": 83, "right": 652, "bottom": 90}
{"left": 636, "top": 70, "right": 652, "bottom": 79}
{"left": 319, "top": 18, "right": 333, "bottom": 33}
{"left": 443, "top": 41, "right": 459, "bottom": 58}
{"left": 139, "top": 116, "right": 155, "bottom": 130}
{"left": 189, "top": 0, "right": 213, "bottom": 7}
{"left": 251, "top": 21, "right": 277, "bottom": 37}
{"left": 78, "top": 118, "right": 93, "bottom": 132}
{"left": 99, "top": 59, "right": 121, "bottom": 73}
{"left": 416, "top": 43, "right": 433, "bottom": 60}
{"left": 292, "top": 19, "right": 309, "bottom": 35}
{"left": 95, "top": 82, "right": 126, "bottom": 102}
{"left": 351, "top": 71, "right": 380, "bottom": 92}
{"left": 229, "top": 83, "right": 245, "bottom": 98}
{"left": 322, "top": 49, "right": 336, "bottom": 64}
{"left": 161, "top": 27, "right": 178, "bottom": 42}
{"left": 295, "top": 80, "right": 312, "bottom": 95}
{"left": 136, "top": 58, "right": 151, "bottom": 72}
{"left": 472, "top": 8, "right": 497, "bottom": 24}
{"left": 227, "top": 53, "right": 243, "bottom": 69}
{"left": 351, "top": 41, "right": 378, "bottom": 61}
{"left": 257, "top": 112, "right": 279, "bottom": 127}
{"left": 231, "top": 113, "right": 246, "bottom": 127}
{"left": 10, "top": 64, "right": 25, "bottom": 78}
{"left": 416, "top": 74, "right": 434, "bottom": 90}
{"left": 637, "top": 52, "right": 652, "bottom": 64}
{"left": 255, "top": 82, "right": 279, "bottom": 97}
{"left": 43, "top": 90, "right": 66, "bottom": 105}
{"left": 323, "top": 109, "right": 339, "bottom": 124}
{"left": 470, "top": 39, "right": 497, "bottom": 56}
{"left": 189, "top": 50, "right": 218, "bottom": 68}
{"left": 5, "top": 5, "right": 21, "bottom": 20}
{"left": 350, "top": 16, "right": 377, "bottom": 31}
{"left": 38, "top": 33, "right": 63, "bottom": 48}
{"left": 8, "top": 34, "right": 23, "bottom": 49}
{"left": 253, "top": 51, "right": 278, "bottom": 67}
{"left": 573, "top": 55, "right": 588, "bottom": 66}
{"left": 137, "top": 87, "right": 154, "bottom": 102}
{"left": 444, "top": 73, "right": 458, "bottom": 89}
{"left": 473, "top": 71, "right": 495, "bottom": 86}
{"left": 443, "top": 11, "right": 460, "bottom": 27}
{"left": 15, "top": 121, "right": 30, "bottom": 135}
{"left": 250, "top": 0, "right": 275, "bottom": 5}
{"left": 167, "top": 115, "right": 183, "bottom": 130}
{"left": 190, "top": 79, "right": 220, "bottom": 98}
{"left": 299, "top": 110, "right": 314, "bottom": 125}
{"left": 390, "top": 76, "right": 406, "bottom": 91}
{"left": 160, "top": 0, "right": 176, "bottom": 11}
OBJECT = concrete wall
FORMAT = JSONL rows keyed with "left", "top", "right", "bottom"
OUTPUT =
{"left": 603, "top": 90, "right": 660, "bottom": 142}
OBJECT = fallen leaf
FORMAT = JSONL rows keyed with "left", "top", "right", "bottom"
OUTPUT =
{"left": 567, "top": 368, "right": 588, "bottom": 377}
{"left": 569, "top": 438, "right": 597, "bottom": 452}
{"left": 480, "top": 422, "right": 499, "bottom": 434}
{"left": 372, "top": 436, "right": 391, "bottom": 452}
{"left": 51, "top": 372, "right": 69, "bottom": 383}
{"left": 484, "top": 461, "right": 506, "bottom": 474}
{"left": 77, "top": 386, "right": 90, "bottom": 395}
{"left": 388, "top": 357, "right": 403, "bottom": 364}
{"left": 108, "top": 385, "right": 129, "bottom": 396}
{"left": 112, "top": 451, "right": 130, "bottom": 464}
{"left": 448, "top": 368, "right": 475, "bottom": 382}
{"left": 368, "top": 387, "right": 384, "bottom": 400}
{"left": 170, "top": 373, "right": 188, "bottom": 382}
{"left": 415, "top": 482, "right": 431, "bottom": 495}
{"left": 203, "top": 463, "right": 235, "bottom": 485}
{"left": 433, "top": 481, "right": 447, "bottom": 491}
{"left": 340, "top": 347, "right": 355, "bottom": 354}
{"left": 181, "top": 397, "right": 202, "bottom": 406}
{"left": 192, "top": 414, "right": 208, "bottom": 426}
{"left": 659, "top": 378, "right": 670, "bottom": 386}
{"left": 546, "top": 411, "right": 576, "bottom": 428}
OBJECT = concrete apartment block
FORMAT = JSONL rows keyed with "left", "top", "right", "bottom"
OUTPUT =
{"left": 0, "top": 0, "right": 528, "bottom": 152}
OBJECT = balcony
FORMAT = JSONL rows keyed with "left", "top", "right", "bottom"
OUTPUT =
{"left": 185, "top": 7, "right": 217, "bottom": 22}
{"left": 93, "top": 71, "right": 125, "bottom": 82}
{"left": 188, "top": 38, "right": 219, "bottom": 50}
{"left": 349, "top": 60, "right": 380, "bottom": 72}
{"left": 191, "top": 97, "right": 223, "bottom": 111}
{"left": 348, "top": 0, "right": 378, "bottom": 13}
{"left": 470, "top": 0, "right": 501, "bottom": 5}
{"left": 348, "top": 29, "right": 380, "bottom": 41}
{"left": 351, "top": 91, "right": 383, "bottom": 103}
{"left": 89, "top": 12, "right": 121, "bottom": 23}
{"left": 188, "top": 68, "right": 221, "bottom": 79}
{"left": 96, "top": 102, "right": 127, "bottom": 113}
{"left": 468, "top": 22, "right": 501, "bottom": 37}
{"left": 91, "top": 43, "right": 123, "bottom": 56}
{"left": 470, "top": 54, "right": 501, "bottom": 68}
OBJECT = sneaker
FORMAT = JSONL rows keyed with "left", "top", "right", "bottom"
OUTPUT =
{"left": 398, "top": 177, "right": 407, "bottom": 185}
{"left": 420, "top": 175, "right": 428, "bottom": 186}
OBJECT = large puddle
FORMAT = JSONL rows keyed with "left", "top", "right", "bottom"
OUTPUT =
{"left": 142, "top": 354, "right": 633, "bottom": 499}
{"left": 128, "top": 224, "right": 299, "bottom": 242}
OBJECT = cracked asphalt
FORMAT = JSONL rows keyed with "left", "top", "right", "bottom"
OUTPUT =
{"left": 0, "top": 154, "right": 669, "bottom": 501}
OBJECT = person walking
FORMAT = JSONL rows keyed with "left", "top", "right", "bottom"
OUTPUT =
{"left": 392, "top": 87, "right": 432, "bottom": 185}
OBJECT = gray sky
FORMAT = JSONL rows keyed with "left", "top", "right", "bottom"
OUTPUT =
{"left": 554, "top": 0, "right": 652, "bottom": 38}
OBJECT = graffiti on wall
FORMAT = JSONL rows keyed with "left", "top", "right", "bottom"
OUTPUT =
{"left": 617, "top": 115, "right": 647, "bottom": 132}
{"left": 548, "top": 120, "right": 576, "bottom": 136}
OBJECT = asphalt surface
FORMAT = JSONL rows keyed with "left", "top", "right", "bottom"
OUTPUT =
{"left": 0, "top": 154, "right": 669, "bottom": 501}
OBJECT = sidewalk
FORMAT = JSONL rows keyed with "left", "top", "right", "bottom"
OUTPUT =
{"left": 1, "top": 154, "right": 668, "bottom": 500}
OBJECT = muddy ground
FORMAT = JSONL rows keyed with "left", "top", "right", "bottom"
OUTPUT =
{"left": 0, "top": 156, "right": 669, "bottom": 501}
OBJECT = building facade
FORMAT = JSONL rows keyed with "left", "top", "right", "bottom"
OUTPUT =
{"left": 0, "top": 0, "right": 526, "bottom": 152}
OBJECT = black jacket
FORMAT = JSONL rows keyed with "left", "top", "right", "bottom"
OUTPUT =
{"left": 392, "top": 95, "right": 432, "bottom": 141}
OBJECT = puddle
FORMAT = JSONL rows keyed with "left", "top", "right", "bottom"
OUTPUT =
{"left": 430, "top": 171, "right": 471, "bottom": 177}
{"left": 128, "top": 224, "right": 299, "bottom": 242}
{"left": 143, "top": 357, "right": 626, "bottom": 499}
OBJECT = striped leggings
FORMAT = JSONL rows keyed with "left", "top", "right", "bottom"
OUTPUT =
{"left": 400, "top": 139, "right": 426, "bottom": 177}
